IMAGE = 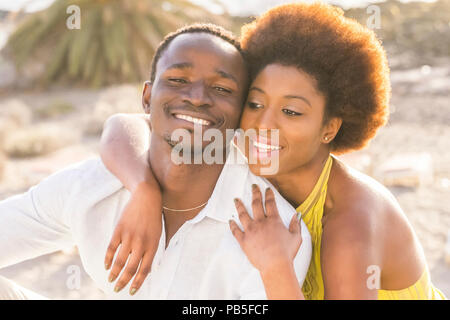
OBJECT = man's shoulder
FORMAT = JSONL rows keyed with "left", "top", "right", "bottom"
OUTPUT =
{"left": 69, "top": 157, "right": 122, "bottom": 187}
{"left": 42, "top": 157, "right": 120, "bottom": 184}
{"left": 33, "top": 157, "right": 124, "bottom": 202}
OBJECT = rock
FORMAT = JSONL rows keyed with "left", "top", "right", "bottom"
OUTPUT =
{"left": 0, "top": 99, "right": 33, "bottom": 150}
{"left": 446, "top": 230, "right": 450, "bottom": 266}
{"left": 374, "top": 152, "right": 433, "bottom": 188}
{"left": 0, "top": 58, "right": 17, "bottom": 89}
{"left": 337, "top": 152, "right": 372, "bottom": 175}
{"left": 3, "top": 124, "right": 80, "bottom": 158}
{"left": 0, "top": 98, "right": 32, "bottom": 127}
{"left": 84, "top": 85, "right": 142, "bottom": 136}
{"left": 0, "top": 117, "right": 16, "bottom": 149}
{"left": 0, "top": 152, "right": 5, "bottom": 180}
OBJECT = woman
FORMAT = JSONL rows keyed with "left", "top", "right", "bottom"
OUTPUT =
{"left": 101, "top": 3, "right": 445, "bottom": 299}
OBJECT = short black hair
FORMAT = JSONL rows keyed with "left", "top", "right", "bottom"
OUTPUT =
{"left": 149, "top": 23, "right": 245, "bottom": 82}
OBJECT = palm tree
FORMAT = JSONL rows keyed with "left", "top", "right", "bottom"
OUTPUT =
{"left": 4, "top": 0, "right": 233, "bottom": 87}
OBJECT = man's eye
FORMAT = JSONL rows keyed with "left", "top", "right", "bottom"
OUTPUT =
{"left": 168, "top": 78, "right": 187, "bottom": 84}
{"left": 213, "top": 86, "right": 232, "bottom": 94}
{"left": 247, "top": 102, "right": 263, "bottom": 109}
{"left": 282, "top": 108, "right": 302, "bottom": 116}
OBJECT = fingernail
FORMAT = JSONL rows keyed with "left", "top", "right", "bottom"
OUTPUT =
{"left": 130, "top": 288, "right": 137, "bottom": 295}
{"left": 105, "top": 263, "right": 110, "bottom": 270}
{"left": 234, "top": 198, "right": 239, "bottom": 203}
{"left": 108, "top": 275, "right": 115, "bottom": 283}
{"left": 252, "top": 184, "right": 257, "bottom": 190}
{"left": 114, "top": 286, "right": 120, "bottom": 292}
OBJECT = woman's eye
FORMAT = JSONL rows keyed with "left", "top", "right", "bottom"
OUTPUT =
{"left": 247, "top": 102, "right": 263, "bottom": 109}
{"left": 282, "top": 108, "right": 302, "bottom": 116}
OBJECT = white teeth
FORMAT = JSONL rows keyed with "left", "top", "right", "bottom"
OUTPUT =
{"left": 253, "top": 141, "right": 281, "bottom": 151}
{"left": 174, "top": 114, "right": 211, "bottom": 126}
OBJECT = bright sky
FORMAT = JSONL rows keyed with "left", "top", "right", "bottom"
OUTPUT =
{"left": 0, "top": 0, "right": 437, "bottom": 15}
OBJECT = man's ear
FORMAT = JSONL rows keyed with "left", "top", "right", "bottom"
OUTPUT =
{"left": 322, "top": 117, "right": 342, "bottom": 144}
{"left": 142, "top": 80, "right": 152, "bottom": 114}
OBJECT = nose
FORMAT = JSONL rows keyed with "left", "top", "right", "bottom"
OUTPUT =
{"left": 182, "top": 81, "right": 213, "bottom": 108}
{"left": 254, "top": 106, "right": 278, "bottom": 131}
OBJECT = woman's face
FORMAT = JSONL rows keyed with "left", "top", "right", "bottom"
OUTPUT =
{"left": 238, "top": 63, "right": 336, "bottom": 177}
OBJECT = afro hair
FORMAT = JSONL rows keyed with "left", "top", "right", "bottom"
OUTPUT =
{"left": 240, "top": 3, "right": 391, "bottom": 154}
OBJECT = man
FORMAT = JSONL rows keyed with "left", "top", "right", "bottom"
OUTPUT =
{"left": 0, "top": 24, "right": 311, "bottom": 299}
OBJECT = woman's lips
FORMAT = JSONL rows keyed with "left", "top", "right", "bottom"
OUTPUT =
{"left": 248, "top": 136, "right": 283, "bottom": 163}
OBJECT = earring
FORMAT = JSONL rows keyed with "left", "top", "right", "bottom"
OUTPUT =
{"left": 324, "top": 137, "right": 329, "bottom": 141}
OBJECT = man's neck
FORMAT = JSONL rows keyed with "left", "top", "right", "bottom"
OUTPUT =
{"left": 149, "top": 137, "right": 224, "bottom": 210}
{"left": 149, "top": 137, "right": 225, "bottom": 247}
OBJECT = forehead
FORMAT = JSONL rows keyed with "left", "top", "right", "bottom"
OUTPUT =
{"left": 253, "top": 64, "right": 322, "bottom": 97}
{"left": 156, "top": 33, "right": 246, "bottom": 80}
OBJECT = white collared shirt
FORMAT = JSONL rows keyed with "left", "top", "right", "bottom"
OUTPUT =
{"left": 0, "top": 145, "right": 312, "bottom": 299}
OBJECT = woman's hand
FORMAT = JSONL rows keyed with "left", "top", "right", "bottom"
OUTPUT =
{"left": 100, "top": 113, "right": 162, "bottom": 295}
{"left": 229, "top": 184, "right": 302, "bottom": 274}
{"left": 229, "top": 185, "right": 305, "bottom": 299}
{"left": 104, "top": 181, "right": 162, "bottom": 295}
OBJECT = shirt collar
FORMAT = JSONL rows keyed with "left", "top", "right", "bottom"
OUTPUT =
{"left": 189, "top": 144, "right": 250, "bottom": 224}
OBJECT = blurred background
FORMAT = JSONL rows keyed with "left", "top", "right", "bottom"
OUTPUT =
{"left": 0, "top": 0, "right": 448, "bottom": 299}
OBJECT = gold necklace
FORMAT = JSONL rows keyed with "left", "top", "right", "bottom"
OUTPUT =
{"left": 162, "top": 200, "right": 208, "bottom": 212}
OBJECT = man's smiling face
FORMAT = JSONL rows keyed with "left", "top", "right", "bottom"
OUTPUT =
{"left": 144, "top": 32, "right": 248, "bottom": 152}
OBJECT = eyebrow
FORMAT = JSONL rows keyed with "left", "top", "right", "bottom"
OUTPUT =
{"left": 215, "top": 69, "right": 238, "bottom": 86}
{"left": 164, "top": 64, "right": 238, "bottom": 86}
{"left": 249, "top": 87, "right": 312, "bottom": 107}
{"left": 166, "top": 62, "right": 193, "bottom": 71}
{"left": 284, "top": 95, "right": 312, "bottom": 107}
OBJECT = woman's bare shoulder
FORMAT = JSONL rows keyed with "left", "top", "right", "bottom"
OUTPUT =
{"left": 325, "top": 157, "right": 427, "bottom": 286}
{"left": 325, "top": 157, "right": 425, "bottom": 266}
{"left": 324, "top": 157, "right": 418, "bottom": 246}
{"left": 328, "top": 157, "right": 403, "bottom": 217}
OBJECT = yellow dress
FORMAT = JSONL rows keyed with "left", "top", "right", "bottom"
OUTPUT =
{"left": 297, "top": 155, "right": 446, "bottom": 300}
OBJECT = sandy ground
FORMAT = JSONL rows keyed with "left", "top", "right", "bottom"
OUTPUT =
{"left": 0, "top": 62, "right": 449, "bottom": 299}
